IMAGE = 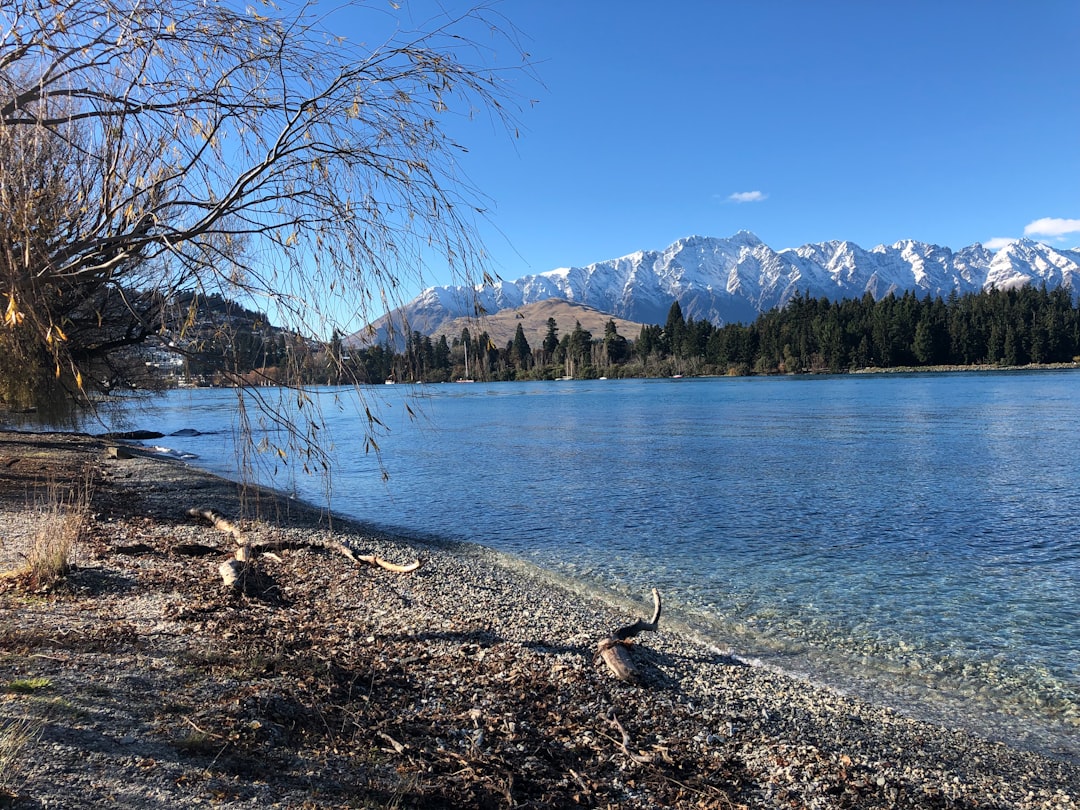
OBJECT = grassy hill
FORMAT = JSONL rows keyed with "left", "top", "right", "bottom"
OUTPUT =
{"left": 431, "top": 298, "right": 647, "bottom": 348}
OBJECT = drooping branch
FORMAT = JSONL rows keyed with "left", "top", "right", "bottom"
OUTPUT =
{"left": 0, "top": 0, "right": 533, "bottom": 437}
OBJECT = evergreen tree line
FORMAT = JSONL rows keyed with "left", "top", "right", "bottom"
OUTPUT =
{"left": 359, "top": 286, "right": 1079, "bottom": 382}
{"left": 185, "top": 284, "right": 1080, "bottom": 386}
{"left": 721, "top": 285, "right": 1080, "bottom": 374}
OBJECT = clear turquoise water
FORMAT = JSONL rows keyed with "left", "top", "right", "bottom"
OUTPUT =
{"left": 99, "top": 372, "right": 1080, "bottom": 759}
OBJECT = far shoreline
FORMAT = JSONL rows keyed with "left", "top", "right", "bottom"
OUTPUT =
{"left": 4, "top": 360, "right": 1080, "bottom": 425}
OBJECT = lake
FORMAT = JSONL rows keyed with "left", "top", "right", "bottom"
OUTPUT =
{"left": 97, "top": 372, "right": 1080, "bottom": 760}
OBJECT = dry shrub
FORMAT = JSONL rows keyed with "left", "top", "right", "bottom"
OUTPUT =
{"left": 5, "top": 479, "right": 91, "bottom": 592}
{"left": 0, "top": 714, "right": 43, "bottom": 798}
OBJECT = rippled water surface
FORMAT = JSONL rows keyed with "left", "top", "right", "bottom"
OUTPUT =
{"left": 101, "top": 372, "right": 1080, "bottom": 759}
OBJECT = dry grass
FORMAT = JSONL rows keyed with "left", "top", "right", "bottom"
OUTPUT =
{"left": 0, "top": 714, "right": 43, "bottom": 799}
{"left": 3, "top": 477, "right": 91, "bottom": 592}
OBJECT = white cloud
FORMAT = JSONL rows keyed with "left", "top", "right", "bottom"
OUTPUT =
{"left": 1023, "top": 217, "right": 1080, "bottom": 238}
{"left": 728, "top": 190, "right": 768, "bottom": 203}
{"left": 983, "top": 237, "right": 1016, "bottom": 251}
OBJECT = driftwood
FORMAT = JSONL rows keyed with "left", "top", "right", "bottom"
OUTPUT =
{"left": 186, "top": 508, "right": 244, "bottom": 543}
{"left": 218, "top": 558, "right": 245, "bottom": 588}
{"left": 185, "top": 507, "right": 423, "bottom": 588}
{"left": 334, "top": 543, "right": 423, "bottom": 573}
{"left": 185, "top": 508, "right": 251, "bottom": 589}
{"left": 240, "top": 536, "right": 423, "bottom": 574}
{"left": 596, "top": 588, "right": 662, "bottom": 683}
{"left": 604, "top": 708, "right": 671, "bottom": 765}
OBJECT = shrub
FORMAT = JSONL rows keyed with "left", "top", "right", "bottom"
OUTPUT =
{"left": 3, "top": 480, "right": 90, "bottom": 592}
{"left": 0, "top": 715, "right": 43, "bottom": 798}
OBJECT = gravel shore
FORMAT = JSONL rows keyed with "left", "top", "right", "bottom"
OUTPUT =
{"left": 0, "top": 430, "right": 1077, "bottom": 809}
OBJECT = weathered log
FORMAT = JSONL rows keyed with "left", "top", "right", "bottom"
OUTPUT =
{"left": 218, "top": 558, "right": 244, "bottom": 588}
{"left": 352, "top": 551, "right": 423, "bottom": 573}
{"left": 597, "top": 588, "right": 662, "bottom": 683}
{"left": 247, "top": 537, "right": 422, "bottom": 572}
{"left": 186, "top": 508, "right": 250, "bottom": 587}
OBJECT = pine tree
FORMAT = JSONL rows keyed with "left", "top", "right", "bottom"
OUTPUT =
{"left": 542, "top": 317, "right": 559, "bottom": 358}
{"left": 663, "top": 301, "right": 686, "bottom": 356}
{"left": 511, "top": 323, "right": 531, "bottom": 371}
{"left": 603, "top": 319, "right": 629, "bottom": 364}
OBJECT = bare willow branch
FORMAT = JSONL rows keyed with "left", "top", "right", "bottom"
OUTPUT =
{"left": 0, "top": 0, "right": 531, "bottom": 459}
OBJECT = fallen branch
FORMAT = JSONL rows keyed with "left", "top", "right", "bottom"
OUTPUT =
{"left": 186, "top": 508, "right": 251, "bottom": 587}
{"left": 254, "top": 537, "right": 423, "bottom": 573}
{"left": 377, "top": 731, "right": 407, "bottom": 754}
{"left": 604, "top": 708, "right": 658, "bottom": 765}
{"left": 186, "top": 508, "right": 423, "bottom": 587}
{"left": 348, "top": 549, "right": 423, "bottom": 573}
{"left": 218, "top": 559, "right": 244, "bottom": 588}
{"left": 596, "top": 588, "right": 662, "bottom": 683}
{"left": 186, "top": 508, "right": 244, "bottom": 544}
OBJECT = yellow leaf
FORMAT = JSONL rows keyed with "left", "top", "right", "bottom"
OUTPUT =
{"left": 75, "top": 370, "right": 83, "bottom": 390}
{"left": 3, "top": 293, "right": 23, "bottom": 327}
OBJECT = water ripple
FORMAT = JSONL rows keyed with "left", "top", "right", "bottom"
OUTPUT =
{"left": 105, "top": 373, "right": 1080, "bottom": 759}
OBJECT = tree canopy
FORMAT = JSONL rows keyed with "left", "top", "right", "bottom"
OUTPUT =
{"left": 0, "top": 0, "right": 528, "bottom": 430}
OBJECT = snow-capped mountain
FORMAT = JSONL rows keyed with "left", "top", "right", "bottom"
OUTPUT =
{"left": 353, "top": 232, "right": 1080, "bottom": 347}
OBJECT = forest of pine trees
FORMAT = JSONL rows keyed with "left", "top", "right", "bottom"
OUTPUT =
{"left": 355, "top": 286, "right": 1080, "bottom": 383}
{"left": 180, "top": 285, "right": 1080, "bottom": 386}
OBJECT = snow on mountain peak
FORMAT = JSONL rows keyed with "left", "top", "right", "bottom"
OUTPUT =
{"left": 358, "top": 233, "right": 1080, "bottom": 347}
{"left": 731, "top": 229, "right": 764, "bottom": 246}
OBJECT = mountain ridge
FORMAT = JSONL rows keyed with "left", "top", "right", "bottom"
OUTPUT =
{"left": 351, "top": 232, "right": 1080, "bottom": 348}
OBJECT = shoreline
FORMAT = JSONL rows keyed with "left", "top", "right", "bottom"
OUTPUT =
{"left": 127, "top": 430, "right": 1080, "bottom": 769}
{"left": 1, "top": 430, "right": 1078, "bottom": 808}
{"left": 394, "top": 528, "right": 1080, "bottom": 769}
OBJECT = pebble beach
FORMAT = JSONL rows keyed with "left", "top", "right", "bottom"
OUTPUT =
{"left": 0, "top": 430, "right": 1077, "bottom": 808}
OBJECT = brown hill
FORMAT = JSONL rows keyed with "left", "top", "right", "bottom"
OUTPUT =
{"left": 431, "top": 298, "right": 647, "bottom": 348}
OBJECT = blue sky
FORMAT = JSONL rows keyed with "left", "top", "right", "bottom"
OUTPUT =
{"left": 347, "top": 1, "right": 1080, "bottom": 294}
